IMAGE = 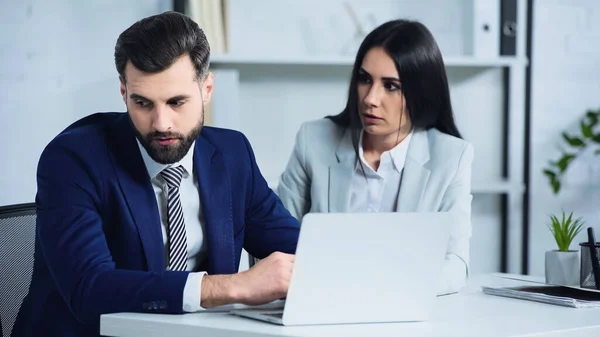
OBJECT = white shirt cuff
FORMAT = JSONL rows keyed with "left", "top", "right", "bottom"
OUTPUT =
{"left": 182, "top": 271, "right": 207, "bottom": 312}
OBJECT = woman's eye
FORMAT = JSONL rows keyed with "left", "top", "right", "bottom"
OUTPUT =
{"left": 357, "top": 74, "right": 372, "bottom": 84}
{"left": 385, "top": 82, "right": 400, "bottom": 91}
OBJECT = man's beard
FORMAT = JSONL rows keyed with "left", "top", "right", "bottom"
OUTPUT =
{"left": 135, "top": 115, "right": 204, "bottom": 165}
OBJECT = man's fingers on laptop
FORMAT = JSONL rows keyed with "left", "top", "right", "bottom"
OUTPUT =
{"left": 270, "top": 251, "right": 294, "bottom": 261}
{"left": 235, "top": 251, "right": 294, "bottom": 305}
{"left": 269, "top": 252, "right": 294, "bottom": 275}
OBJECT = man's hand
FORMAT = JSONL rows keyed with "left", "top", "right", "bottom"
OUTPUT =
{"left": 200, "top": 252, "right": 294, "bottom": 308}
{"left": 236, "top": 251, "right": 294, "bottom": 305}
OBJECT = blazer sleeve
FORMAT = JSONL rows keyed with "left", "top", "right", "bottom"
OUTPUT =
{"left": 35, "top": 140, "right": 189, "bottom": 326}
{"left": 437, "top": 142, "right": 474, "bottom": 295}
{"left": 240, "top": 133, "right": 301, "bottom": 259}
{"left": 276, "top": 123, "right": 311, "bottom": 222}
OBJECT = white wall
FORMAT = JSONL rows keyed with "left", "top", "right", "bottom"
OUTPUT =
{"left": 0, "top": 0, "right": 170, "bottom": 206}
{"left": 528, "top": 0, "right": 600, "bottom": 276}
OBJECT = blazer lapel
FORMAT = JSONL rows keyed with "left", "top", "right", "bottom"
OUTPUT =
{"left": 194, "top": 136, "right": 236, "bottom": 275}
{"left": 109, "top": 115, "right": 165, "bottom": 272}
{"left": 397, "top": 129, "right": 431, "bottom": 212}
{"left": 329, "top": 128, "right": 355, "bottom": 212}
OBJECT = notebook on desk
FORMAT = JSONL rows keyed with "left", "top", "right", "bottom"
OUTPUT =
{"left": 483, "top": 284, "right": 600, "bottom": 308}
{"left": 230, "top": 212, "right": 456, "bottom": 326}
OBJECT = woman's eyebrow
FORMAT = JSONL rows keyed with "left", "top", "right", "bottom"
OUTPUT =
{"left": 359, "top": 68, "right": 400, "bottom": 82}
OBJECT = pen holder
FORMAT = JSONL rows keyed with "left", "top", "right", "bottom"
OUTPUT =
{"left": 579, "top": 242, "right": 600, "bottom": 289}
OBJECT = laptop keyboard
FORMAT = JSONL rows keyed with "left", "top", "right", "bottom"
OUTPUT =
{"left": 263, "top": 313, "right": 284, "bottom": 319}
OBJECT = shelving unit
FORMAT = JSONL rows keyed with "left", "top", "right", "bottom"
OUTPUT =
{"left": 210, "top": 54, "right": 528, "bottom": 68}
{"left": 177, "top": 0, "right": 531, "bottom": 275}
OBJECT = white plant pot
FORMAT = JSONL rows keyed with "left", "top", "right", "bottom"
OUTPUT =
{"left": 545, "top": 250, "right": 580, "bottom": 286}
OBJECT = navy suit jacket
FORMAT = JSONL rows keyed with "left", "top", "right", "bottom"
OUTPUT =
{"left": 12, "top": 112, "right": 300, "bottom": 337}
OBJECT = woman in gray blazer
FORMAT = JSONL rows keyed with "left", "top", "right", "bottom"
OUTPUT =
{"left": 277, "top": 19, "right": 474, "bottom": 295}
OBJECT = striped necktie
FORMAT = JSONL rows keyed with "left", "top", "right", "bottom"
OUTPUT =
{"left": 160, "top": 165, "right": 188, "bottom": 271}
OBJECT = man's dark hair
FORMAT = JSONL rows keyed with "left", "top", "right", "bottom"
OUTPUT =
{"left": 114, "top": 11, "right": 210, "bottom": 83}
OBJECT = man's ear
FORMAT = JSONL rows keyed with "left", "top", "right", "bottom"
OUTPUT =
{"left": 201, "top": 72, "right": 214, "bottom": 105}
{"left": 119, "top": 76, "right": 127, "bottom": 103}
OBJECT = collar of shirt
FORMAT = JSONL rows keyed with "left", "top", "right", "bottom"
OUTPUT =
{"left": 136, "top": 138, "right": 196, "bottom": 180}
{"left": 356, "top": 129, "right": 413, "bottom": 174}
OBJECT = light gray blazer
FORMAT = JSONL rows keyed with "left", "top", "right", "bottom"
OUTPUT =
{"left": 276, "top": 118, "right": 474, "bottom": 295}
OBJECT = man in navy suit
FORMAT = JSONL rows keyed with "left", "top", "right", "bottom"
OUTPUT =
{"left": 12, "top": 11, "right": 300, "bottom": 337}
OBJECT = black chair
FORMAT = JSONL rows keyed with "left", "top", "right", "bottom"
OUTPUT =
{"left": 0, "top": 203, "right": 36, "bottom": 337}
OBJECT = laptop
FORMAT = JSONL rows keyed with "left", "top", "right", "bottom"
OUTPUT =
{"left": 230, "top": 211, "right": 455, "bottom": 326}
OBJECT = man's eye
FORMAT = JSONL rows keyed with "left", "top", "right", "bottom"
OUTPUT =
{"left": 169, "top": 100, "right": 185, "bottom": 107}
{"left": 135, "top": 100, "right": 150, "bottom": 107}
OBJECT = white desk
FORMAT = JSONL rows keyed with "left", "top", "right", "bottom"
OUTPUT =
{"left": 100, "top": 273, "right": 600, "bottom": 337}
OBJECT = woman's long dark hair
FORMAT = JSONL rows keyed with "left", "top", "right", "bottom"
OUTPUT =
{"left": 327, "top": 19, "right": 462, "bottom": 161}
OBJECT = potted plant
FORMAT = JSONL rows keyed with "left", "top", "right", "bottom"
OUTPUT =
{"left": 545, "top": 211, "right": 585, "bottom": 285}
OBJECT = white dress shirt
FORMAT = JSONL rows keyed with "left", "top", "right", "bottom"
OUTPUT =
{"left": 349, "top": 131, "right": 413, "bottom": 212}
{"left": 349, "top": 130, "right": 467, "bottom": 294}
{"left": 137, "top": 140, "right": 206, "bottom": 312}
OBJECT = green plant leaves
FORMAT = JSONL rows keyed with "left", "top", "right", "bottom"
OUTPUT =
{"left": 556, "top": 153, "right": 575, "bottom": 173}
{"left": 562, "top": 133, "right": 585, "bottom": 147}
{"left": 588, "top": 111, "right": 599, "bottom": 126}
{"left": 543, "top": 169, "right": 555, "bottom": 178}
{"left": 544, "top": 169, "right": 561, "bottom": 193}
{"left": 544, "top": 108, "right": 600, "bottom": 195}
{"left": 547, "top": 211, "right": 585, "bottom": 252}
{"left": 581, "top": 121, "right": 594, "bottom": 139}
{"left": 551, "top": 179, "right": 560, "bottom": 194}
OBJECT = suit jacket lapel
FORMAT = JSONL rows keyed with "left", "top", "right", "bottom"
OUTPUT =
{"left": 329, "top": 128, "right": 355, "bottom": 212}
{"left": 194, "top": 136, "right": 236, "bottom": 275}
{"left": 109, "top": 115, "right": 165, "bottom": 272}
{"left": 397, "top": 129, "right": 431, "bottom": 212}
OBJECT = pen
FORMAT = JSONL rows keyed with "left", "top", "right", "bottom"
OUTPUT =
{"left": 587, "top": 227, "right": 600, "bottom": 290}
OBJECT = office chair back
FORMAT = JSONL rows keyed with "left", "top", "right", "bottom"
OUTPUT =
{"left": 0, "top": 203, "right": 36, "bottom": 337}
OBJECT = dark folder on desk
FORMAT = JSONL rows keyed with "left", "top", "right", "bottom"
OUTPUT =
{"left": 483, "top": 285, "right": 600, "bottom": 308}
